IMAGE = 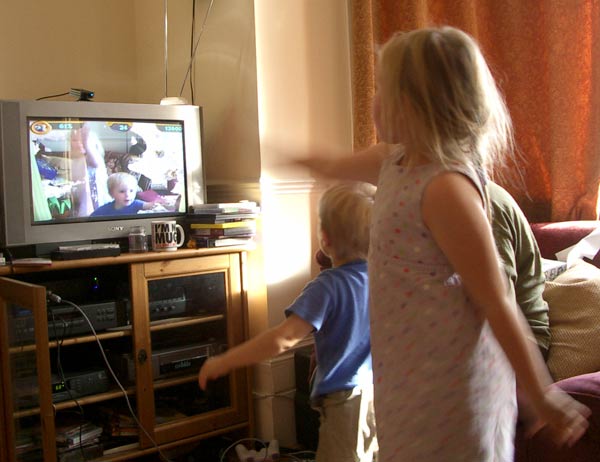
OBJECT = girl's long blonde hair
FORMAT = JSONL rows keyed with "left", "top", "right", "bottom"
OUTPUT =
{"left": 377, "top": 26, "right": 514, "bottom": 179}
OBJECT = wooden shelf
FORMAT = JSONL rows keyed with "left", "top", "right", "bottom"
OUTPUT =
{"left": 8, "top": 314, "right": 225, "bottom": 354}
{"left": 13, "top": 385, "right": 136, "bottom": 418}
{"left": 149, "top": 314, "right": 224, "bottom": 332}
{"left": 0, "top": 246, "right": 253, "bottom": 276}
{"left": 9, "top": 329, "right": 132, "bottom": 354}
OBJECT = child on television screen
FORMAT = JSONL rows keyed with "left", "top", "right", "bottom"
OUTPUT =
{"left": 90, "top": 172, "right": 155, "bottom": 217}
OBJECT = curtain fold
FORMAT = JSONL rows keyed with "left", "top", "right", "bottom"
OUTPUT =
{"left": 350, "top": 0, "right": 600, "bottom": 222}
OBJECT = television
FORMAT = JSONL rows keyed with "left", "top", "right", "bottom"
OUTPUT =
{"left": 0, "top": 100, "right": 205, "bottom": 254}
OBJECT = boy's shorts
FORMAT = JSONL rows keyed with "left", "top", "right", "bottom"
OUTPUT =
{"left": 311, "top": 384, "right": 378, "bottom": 462}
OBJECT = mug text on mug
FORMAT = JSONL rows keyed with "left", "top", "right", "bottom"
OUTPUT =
{"left": 151, "top": 221, "right": 185, "bottom": 251}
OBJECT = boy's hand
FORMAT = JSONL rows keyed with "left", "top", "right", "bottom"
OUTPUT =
{"left": 198, "top": 356, "right": 228, "bottom": 390}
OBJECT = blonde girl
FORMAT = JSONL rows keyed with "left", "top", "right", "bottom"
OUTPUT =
{"left": 297, "top": 26, "right": 589, "bottom": 461}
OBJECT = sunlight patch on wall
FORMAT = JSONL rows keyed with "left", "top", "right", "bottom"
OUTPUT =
{"left": 260, "top": 176, "right": 315, "bottom": 285}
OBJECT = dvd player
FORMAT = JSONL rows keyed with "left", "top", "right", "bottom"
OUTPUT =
{"left": 114, "top": 343, "right": 214, "bottom": 382}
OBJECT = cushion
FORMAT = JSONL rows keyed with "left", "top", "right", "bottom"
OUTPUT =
{"left": 531, "top": 221, "right": 598, "bottom": 260}
{"left": 544, "top": 260, "right": 600, "bottom": 381}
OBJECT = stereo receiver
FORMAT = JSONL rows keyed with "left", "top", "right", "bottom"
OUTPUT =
{"left": 9, "top": 300, "right": 129, "bottom": 344}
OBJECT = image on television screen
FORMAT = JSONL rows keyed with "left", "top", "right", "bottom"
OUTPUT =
{"left": 28, "top": 118, "right": 187, "bottom": 223}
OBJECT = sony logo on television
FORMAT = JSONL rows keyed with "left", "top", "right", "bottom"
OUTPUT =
{"left": 108, "top": 226, "right": 125, "bottom": 232}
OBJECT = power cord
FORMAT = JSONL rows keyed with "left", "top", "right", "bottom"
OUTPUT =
{"left": 49, "top": 309, "right": 88, "bottom": 460}
{"left": 177, "top": 0, "right": 215, "bottom": 98}
{"left": 35, "top": 88, "right": 94, "bottom": 101}
{"left": 218, "top": 437, "right": 266, "bottom": 462}
{"left": 3, "top": 247, "right": 15, "bottom": 274}
{"left": 284, "top": 451, "right": 316, "bottom": 462}
{"left": 217, "top": 438, "right": 312, "bottom": 462}
{"left": 46, "top": 291, "right": 174, "bottom": 462}
{"left": 36, "top": 92, "right": 69, "bottom": 101}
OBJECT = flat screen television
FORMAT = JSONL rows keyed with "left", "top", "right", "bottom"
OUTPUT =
{"left": 0, "top": 100, "right": 205, "bottom": 253}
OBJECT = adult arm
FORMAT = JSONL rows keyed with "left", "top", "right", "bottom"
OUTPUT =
{"left": 198, "top": 314, "right": 313, "bottom": 390}
{"left": 488, "top": 182, "right": 550, "bottom": 356}
{"left": 422, "top": 172, "right": 590, "bottom": 447}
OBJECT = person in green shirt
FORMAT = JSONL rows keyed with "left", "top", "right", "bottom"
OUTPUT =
{"left": 488, "top": 181, "right": 550, "bottom": 358}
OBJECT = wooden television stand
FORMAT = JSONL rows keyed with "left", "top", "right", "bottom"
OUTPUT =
{"left": 0, "top": 247, "right": 254, "bottom": 462}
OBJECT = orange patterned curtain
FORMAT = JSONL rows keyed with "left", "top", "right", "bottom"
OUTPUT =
{"left": 350, "top": 0, "right": 600, "bottom": 222}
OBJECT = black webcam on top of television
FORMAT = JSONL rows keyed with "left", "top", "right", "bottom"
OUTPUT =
{"left": 69, "top": 88, "right": 95, "bottom": 102}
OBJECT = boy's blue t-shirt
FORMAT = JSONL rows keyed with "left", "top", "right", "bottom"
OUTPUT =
{"left": 90, "top": 200, "right": 145, "bottom": 217}
{"left": 285, "top": 259, "right": 372, "bottom": 398}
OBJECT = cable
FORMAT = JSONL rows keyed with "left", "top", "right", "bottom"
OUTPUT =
{"left": 251, "top": 390, "right": 296, "bottom": 401}
{"left": 178, "top": 0, "right": 215, "bottom": 97}
{"left": 36, "top": 92, "right": 69, "bottom": 101}
{"left": 284, "top": 450, "right": 316, "bottom": 462}
{"left": 49, "top": 309, "right": 88, "bottom": 460}
{"left": 3, "top": 247, "right": 15, "bottom": 274}
{"left": 164, "top": 0, "right": 169, "bottom": 99}
{"left": 218, "top": 437, "right": 266, "bottom": 462}
{"left": 189, "top": 0, "right": 196, "bottom": 104}
{"left": 46, "top": 291, "right": 174, "bottom": 462}
{"left": 279, "top": 455, "right": 305, "bottom": 462}
{"left": 218, "top": 438, "right": 307, "bottom": 462}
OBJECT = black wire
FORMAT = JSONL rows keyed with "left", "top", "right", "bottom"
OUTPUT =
{"left": 57, "top": 297, "right": 174, "bottom": 462}
{"left": 4, "top": 247, "right": 15, "bottom": 274}
{"left": 178, "top": 0, "right": 214, "bottom": 97}
{"left": 36, "top": 92, "right": 70, "bottom": 101}
{"left": 49, "top": 309, "right": 88, "bottom": 461}
{"left": 190, "top": 0, "right": 196, "bottom": 104}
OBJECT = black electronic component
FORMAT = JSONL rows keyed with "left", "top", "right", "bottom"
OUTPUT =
{"left": 51, "top": 369, "right": 110, "bottom": 402}
{"left": 14, "top": 368, "right": 110, "bottom": 407}
{"left": 112, "top": 343, "right": 214, "bottom": 382}
{"left": 69, "top": 88, "right": 95, "bottom": 101}
{"left": 8, "top": 300, "right": 129, "bottom": 345}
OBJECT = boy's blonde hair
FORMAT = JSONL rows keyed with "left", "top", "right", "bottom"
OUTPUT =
{"left": 376, "top": 26, "right": 514, "bottom": 179}
{"left": 107, "top": 172, "right": 139, "bottom": 195}
{"left": 318, "top": 182, "right": 376, "bottom": 261}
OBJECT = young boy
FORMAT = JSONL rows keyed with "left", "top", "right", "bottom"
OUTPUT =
{"left": 198, "top": 182, "right": 378, "bottom": 462}
{"left": 90, "top": 172, "right": 155, "bottom": 216}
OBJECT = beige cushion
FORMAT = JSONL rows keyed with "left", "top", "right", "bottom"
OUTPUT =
{"left": 544, "top": 260, "right": 600, "bottom": 381}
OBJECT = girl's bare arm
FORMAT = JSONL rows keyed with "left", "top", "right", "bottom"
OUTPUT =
{"left": 294, "top": 142, "right": 390, "bottom": 185}
{"left": 422, "top": 172, "right": 590, "bottom": 447}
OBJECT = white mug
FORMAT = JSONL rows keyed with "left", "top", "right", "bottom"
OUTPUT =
{"left": 151, "top": 220, "right": 185, "bottom": 251}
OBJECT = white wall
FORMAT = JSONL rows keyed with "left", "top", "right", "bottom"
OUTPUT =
{"left": 0, "top": 1, "right": 138, "bottom": 102}
{"left": 252, "top": 0, "right": 353, "bottom": 446}
{"left": 254, "top": 0, "right": 353, "bottom": 325}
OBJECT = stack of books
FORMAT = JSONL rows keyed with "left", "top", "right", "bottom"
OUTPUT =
{"left": 97, "top": 407, "right": 139, "bottom": 437}
{"left": 186, "top": 201, "right": 259, "bottom": 248}
{"left": 55, "top": 421, "right": 104, "bottom": 461}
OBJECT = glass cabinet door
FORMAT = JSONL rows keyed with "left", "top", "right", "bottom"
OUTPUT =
{"left": 3, "top": 265, "right": 139, "bottom": 461}
{"left": 131, "top": 253, "right": 250, "bottom": 447}
{"left": 0, "top": 278, "right": 55, "bottom": 462}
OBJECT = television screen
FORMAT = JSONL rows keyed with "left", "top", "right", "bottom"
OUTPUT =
{"left": 28, "top": 117, "right": 187, "bottom": 223}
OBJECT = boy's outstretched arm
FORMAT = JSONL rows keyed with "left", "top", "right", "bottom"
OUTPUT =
{"left": 198, "top": 314, "right": 313, "bottom": 390}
